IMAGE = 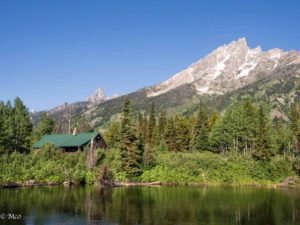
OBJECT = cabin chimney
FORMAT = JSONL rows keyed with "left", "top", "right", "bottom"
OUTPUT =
{"left": 72, "top": 127, "right": 77, "bottom": 136}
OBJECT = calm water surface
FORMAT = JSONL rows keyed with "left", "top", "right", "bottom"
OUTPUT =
{"left": 0, "top": 186, "right": 299, "bottom": 225}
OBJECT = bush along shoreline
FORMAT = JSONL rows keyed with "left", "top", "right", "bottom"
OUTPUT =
{"left": 1, "top": 97, "right": 300, "bottom": 188}
{"left": 0, "top": 147, "right": 299, "bottom": 189}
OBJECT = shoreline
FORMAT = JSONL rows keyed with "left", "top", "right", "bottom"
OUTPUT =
{"left": 1, "top": 177, "right": 299, "bottom": 189}
{"left": 0, "top": 181, "right": 60, "bottom": 188}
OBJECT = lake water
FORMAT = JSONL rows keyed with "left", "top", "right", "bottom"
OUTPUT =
{"left": 0, "top": 186, "right": 299, "bottom": 225}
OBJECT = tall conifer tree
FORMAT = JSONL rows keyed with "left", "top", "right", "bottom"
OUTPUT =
{"left": 190, "top": 103, "right": 209, "bottom": 151}
{"left": 119, "top": 98, "right": 142, "bottom": 178}
{"left": 146, "top": 102, "right": 156, "bottom": 147}
{"left": 208, "top": 111, "right": 218, "bottom": 131}
{"left": 290, "top": 102, "right": 300, "bottom": 154}
{"left": 11, "top": 97, "right": 32, "bottom": 152}
{"left": 143, "top": 103, "right": 156, "bottom": 165}
{"left": 104, "top": 120, "right": 120, "bottom": 148}
{"left": 175, "top": 115, "right": 190, "bottom": 151}
{"left": 0, "top": 101, "right": 8, "bottom": 153}
{"left": 164, "top": 117, "right": 178, "bottom": 152}
{"left": 253, "top": 104, "right": 273, "bottom": 160}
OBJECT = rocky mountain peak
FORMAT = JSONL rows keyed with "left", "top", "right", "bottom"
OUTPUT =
{"left": 227, "top": 37, "right": 248, "bottom": 49}
{"left": 214, "top": 37, "right": 249, "bottom": 55}
{"left": 86, "top": 88, "right": 107, "bottom": 103}
{"left": 147, "top": 38, "right": 300, "bottom": 97}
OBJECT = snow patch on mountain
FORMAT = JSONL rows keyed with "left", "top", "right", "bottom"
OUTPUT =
{"left": 213, "top": 54, "right": 231, "bottom": 79}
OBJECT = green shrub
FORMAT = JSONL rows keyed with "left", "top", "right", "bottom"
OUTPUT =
{"left": 0, "top": 148, "right": 297, "bottom": 186}
{"left": 85, "top": 171, "right": 96, "bottom": 185}
{"left": 0, "top": 146, "right": 91, "bottom": 185}
{"left": 139, "top": 151, "right": 296, "bottom": 184}
{"left": 293, "top": 157, "right": 300, "bottom": 175}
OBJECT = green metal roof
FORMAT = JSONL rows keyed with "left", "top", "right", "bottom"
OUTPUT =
{"left": 33, "top": 132, "right": 99, "bottom": 148}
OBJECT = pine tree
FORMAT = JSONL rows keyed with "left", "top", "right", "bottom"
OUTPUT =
{"left": 34, "top": 113, "right": 55, "bottom": 142}
{"left": 143, "top": 143, "right": 155, "bottom": 167}
{"left": 290, "top": 102, "right": 300, "bottom": 154}
{"left": 164, "top": 117, "right": 178, "bottom": 152}
{"left": 190, "top": 103, "right": 209, "bottom": 151}
{"left": 105, "top": 120, "right": 120, "bottom": 148}
{"left": 11, "top": 98, "right": 32, "bottom": 152}
{"left": 174, "top": 115, "right": 190, "bottom": 151}
{"left": 290, "top": 102, "right": 300, "bottom": 134}
{"left": 136, "top": 112, "right": 145, "bottom": 141}
{"left": 119, "top": 98, "right": 143, "bottom": 179}
{"left": 136, "top": 113, "right": 146, "bottom": 163}
{"left": 146, "top": 102, "right": 156, "bottom": 147}
{"left": 119, "top": 98, "right": 135, "bottom": 158}
{"left": 0, "top": 101, "right": 8, "bottom": 153}
{"left": 253, "top": 104, "right": 274, "bottom": 160}
{"left": 155, "top": 110, "right": 167, "bottom": 147}
{"left": 275, "top": 121, "right": 292, "bottom": 155}
{"left": 208, "top": 111, "right": 218, "bottom": 131}
{"left": 142, "top": 115, "right": 148, "bottom": 145}
{"left": 142, "top": 103, "right": 157, "bottom": 166}
{"left": 3, "top": 101, "right": 14, "bottom": 152}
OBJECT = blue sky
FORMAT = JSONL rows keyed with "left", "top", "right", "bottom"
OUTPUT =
{"left": 0, "top": 0, "right": 299, "bottom": 110}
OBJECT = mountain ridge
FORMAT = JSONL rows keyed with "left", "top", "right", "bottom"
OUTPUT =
{"left": 147, "top": 37, "right": 300, "bottom": 97}
{"left": 32, "top": 38, "right": 300, "bottom": 128}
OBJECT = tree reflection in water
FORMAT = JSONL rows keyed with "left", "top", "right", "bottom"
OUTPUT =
{"left": 0, "top": 186, "right": 299, "bottom": 225}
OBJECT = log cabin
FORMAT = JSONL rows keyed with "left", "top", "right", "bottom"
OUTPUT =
{"left": 33, "top": 132, "right": 107, "bottom": 152}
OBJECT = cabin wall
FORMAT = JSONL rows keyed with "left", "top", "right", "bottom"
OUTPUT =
{"left": 93, "top": 135, "right": 108, "bottom": 149}
{"left": 62, "top": 146, "right": 83, "bottom": 153}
